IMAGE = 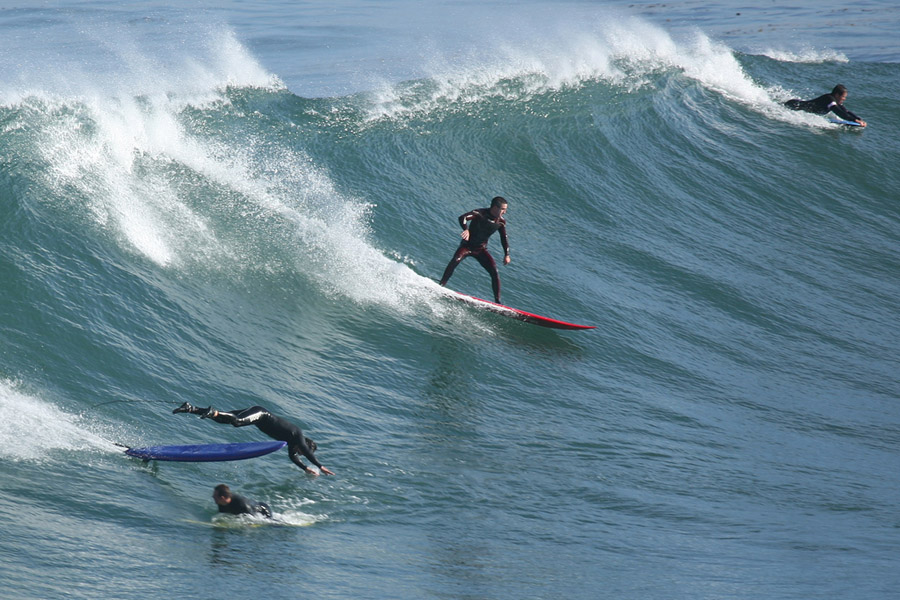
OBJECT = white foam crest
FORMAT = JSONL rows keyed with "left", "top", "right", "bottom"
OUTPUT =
{"left": 146, "top": 124, "right": 428, "bottom": 307}
{"left": 0, "top": 380, "right": 114, "bottom": 462}
{"left": 363, "top": 15, "right": 778, "bottom": 122}
{"left": 675, "top": 31, "right": 773, "bottom": 105}
{"left": 32, "top": 79, "right": 456, "bottom": 319}
{"left": 37, "top": 94, "right": 220, "bottom": 267}
{"left": 758, "top": 47, "right": 849, "bottom": 64}
{"left": 10, "top": 16, "right": 397, "bottom": 284}
{"left": 0, "top": 20, "right": 280, "bottom": 107}
{"left": 364, "top": 24, "right": 629, "bottom": 122}
{"left": 14, "top": 23, "right": 286, "bottom": 267}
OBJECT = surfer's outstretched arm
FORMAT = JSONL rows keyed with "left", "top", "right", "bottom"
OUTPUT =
{"left": 288, "top": 440, "right": 335, "bottom": 476}
{"left": 288, "top": 448, "right": 315, "bottom": 475}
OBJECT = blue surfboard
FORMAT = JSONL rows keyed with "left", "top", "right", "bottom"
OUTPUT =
{"left": 125, "top": 441, "right": 286, "bottom": 462}
{"left": 828, "top": 117, "right": 864, "bottom": 127}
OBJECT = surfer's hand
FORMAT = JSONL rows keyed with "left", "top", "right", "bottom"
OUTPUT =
{"left": 503, "top": 255, "right": 511, "bottom": 265}
{"left": 460, "top": 230, "right": 470, "bottom": 241}
{"left": 320, "top": 466, "right": 335, "bottom": 476}
{"left": 857, "top": 119, "right": 867, "bottom": 127}
{"left": 306, "top": 467, "right": 319, "bottom": 477}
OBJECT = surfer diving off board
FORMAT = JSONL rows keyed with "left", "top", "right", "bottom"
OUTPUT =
{"left": 784, "top": 84, "right": 867, "bottom": 127}
{"left": 439, "top": 196, "right": 510, "bottom": 304}
{"left": 173, "top": 404, "right": 335, "bottom": 476}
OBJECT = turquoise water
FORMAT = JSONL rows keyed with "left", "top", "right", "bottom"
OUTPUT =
{"left": 1, "top": 2, "right": 899, "bottom": 599}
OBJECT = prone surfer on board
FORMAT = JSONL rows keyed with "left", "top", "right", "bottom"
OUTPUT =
{"left": 213, "top": 484, "right": 272, "bottom": 518}
{"left": 784, "top": 84, "right": 866, "bottom": 127}
{"left": 439, "top": 196, "right": 510, "bottom": 304}
{"left": 174, "top": 404, "right": 335, "bottom": 476}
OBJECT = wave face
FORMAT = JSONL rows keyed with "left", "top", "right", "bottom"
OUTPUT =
{"left": 2, "top": 5, "right": 899, "bottom": 600}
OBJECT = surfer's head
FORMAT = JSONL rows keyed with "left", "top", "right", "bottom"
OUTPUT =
{"left": 213, "top": 484, "right": 232, "bottom": 505}
{"left": 832, "top": 84, "right": 848, "bottom": 103}
{"left": 490, "top": 196, "right": 508, "bottom": 219}
{"left": 305, "top": 437, "right": 317, "bottom": 453}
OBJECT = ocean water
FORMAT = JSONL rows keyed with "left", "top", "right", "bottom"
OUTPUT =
{"left": 1, "top": 1, "right": 899, "bottom": 599}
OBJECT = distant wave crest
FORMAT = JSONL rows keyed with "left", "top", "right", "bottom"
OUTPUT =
{"left": 758, "top": 47, "right": 849, "bottom": 64}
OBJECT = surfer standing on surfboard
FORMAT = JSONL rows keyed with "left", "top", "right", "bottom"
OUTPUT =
{"left": 784, "top": 84, "right": 867, "bottom": 127}
{"left": 173, "top": 404, "right": 335, "bottom": 476}
{"left": 439, "top": 196, "right": 511, "bottom": 304}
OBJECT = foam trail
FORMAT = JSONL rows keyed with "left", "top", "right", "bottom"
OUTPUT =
{"left": 208, "top": 510, "right": 321, "bottom": 528}
{"left": 0, "top": 380, "right": 114, "bottom": 462}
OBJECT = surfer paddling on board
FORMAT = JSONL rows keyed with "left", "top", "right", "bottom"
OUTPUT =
{"left": 174, "top": 404, "right": 335, "bottom": 476}
{"left": 439, "top": 196, "right": 510, "bottom": 304}
{"left": 784, "top": 84, "right": 867, "bottom": 127}
{"left": 213, "top": 484, "right": 272, "bottom": 518}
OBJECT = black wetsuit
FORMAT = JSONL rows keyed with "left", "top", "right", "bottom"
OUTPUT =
{"left": 439, "top": 208, "right": 510, "bottom": 303}
{"left": 208, "top": 406, "right": 323, "bottom": 471}
{"left": 784, "top": 93, "right": 861, "bottom": 122}
{"left": 218, "top": 493, "right": 272, "bottom": 518}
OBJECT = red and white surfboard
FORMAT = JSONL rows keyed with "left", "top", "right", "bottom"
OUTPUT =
{"left": 453, "top": 292, "right": 595, "bottom": 330}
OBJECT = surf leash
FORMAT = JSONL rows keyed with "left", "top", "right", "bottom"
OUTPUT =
{"left": 86, "top": 398, "right": 183, "bottom": 411}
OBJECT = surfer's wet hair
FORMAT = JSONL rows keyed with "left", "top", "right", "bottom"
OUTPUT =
{"left": 213, "top": 484, "right": 232, "bottom": 499}
{"left": 491, "top": 196, "right": 507, "bottom": 208}
{"left": 305, "top": 437, "right": 317, "bottom": 453}
{"left": 832, "top": 84, "right": 847, "bottom": 96}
